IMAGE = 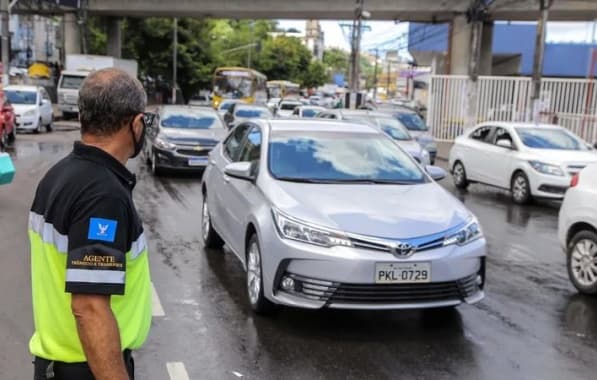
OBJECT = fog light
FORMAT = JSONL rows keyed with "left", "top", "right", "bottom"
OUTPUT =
{"left": 281, "top": 276, "right": 295, "bottom": 291}
{"left": 476, "top": 275, "right": 483, "bottom": 286}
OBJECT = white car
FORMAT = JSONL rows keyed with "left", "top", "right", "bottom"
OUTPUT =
{"left": 5, "top": 85, "right": 53, "bottom": 133}
{"left": 276, "top": 100, "right": 302, "bottom": 117}
{"left": 449, "top": 122, "right": 597, "bottom": 204}
{"left": 291, "top": 106, "right": 325, "bottom": 118}
{"left": 558, "top": 163, "right": 597, "bottom": 294}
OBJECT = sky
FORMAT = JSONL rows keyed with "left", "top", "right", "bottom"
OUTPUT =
{"left": 277, "top": 20, "right": 597, "bottom": 53}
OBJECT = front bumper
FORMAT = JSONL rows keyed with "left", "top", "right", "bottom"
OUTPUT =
{"left": 15, "top": 116, "right": 37, "bottom": 130}
{"left": 58, "top": 104, "right": 79, "bottom": 113}
{"left": 261, "top": 228, "right": 486, "bottom": 310}
{"left": 153, "top": 145, "right": 214, "bottom": 170}
{"left": 528, "top": 170, "right": 570, "bottom": 199}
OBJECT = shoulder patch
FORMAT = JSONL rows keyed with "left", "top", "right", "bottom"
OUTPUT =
{"left": 88, "top": 218, "right": 118, "bottom": 243}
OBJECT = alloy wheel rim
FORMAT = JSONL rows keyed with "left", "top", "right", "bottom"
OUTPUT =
{"left": 202, "top": 200, "right": 210, "bottom": 241}
{"left": 571, "top": 239, "right": 597, "bottom": 287}
{"left": 152, "top": 154, "right": 157, "bottom": 173}
{"left": 247, "top": 242, "right": 261, "bottom": 305}
{"left": 513, "top": 176, "right": 527, "bottom": 201}
{"left": 454, "top": 164, "right": 464, "bottom": 184}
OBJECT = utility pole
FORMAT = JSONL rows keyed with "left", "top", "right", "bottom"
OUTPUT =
{"left": 172, "top": 17, "right": 178, "bottom": 104}
{"left": 1, "top": 0, "right": 9, "bottom": 86}
{"left": 247, "top": 21, "right": 253, "bottom": 69}
{"left": 531, "top": 0, "right": 551, "bottom": 122}
{"left": 349, "top": 0, "right": 365, "bottom": 93}
{"left": 372, "top": 48, "right": 379, "bottom": 100}
{"left": 464, "top": 0, "right": 486, "bottom": 129}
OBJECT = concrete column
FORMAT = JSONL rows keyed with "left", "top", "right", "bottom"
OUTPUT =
{"left": 448, "top": 15, "right": 472, "bottom": 75}
{"left": 106, "top": 17, "right": 122, "bottom": 58}
{"left": 479, "top": 21, "right": 493, "bottom": 76}
{"left": 63, "top": 13, "right": 80, "bottom": 55}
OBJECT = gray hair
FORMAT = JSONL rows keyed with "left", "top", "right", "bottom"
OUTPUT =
{"left": 78, "top": 68, "right": 147, "bottom": 136}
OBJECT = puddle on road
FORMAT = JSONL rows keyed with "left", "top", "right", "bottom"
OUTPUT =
{"left": 4, "top": 141, "right": 70, "bottom": 160}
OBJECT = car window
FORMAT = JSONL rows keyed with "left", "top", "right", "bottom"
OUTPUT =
{"left": 224, "top": 125, "right": 251, "bottom": 161}
{"left": 160, "top": 108, "right": 223, "bottom": 129}
{"left": 470, "top": 126, "right": 492, "bottom": 142}
{"left": 292, "top": 108, "right": 300, "bottom": 116}
{"left": 493, "top": 127, "right": 514, "bottom": 146}
{"left": 515, "top": 127, "right": 586, "bottom": 150}
{"left": 302, "top": 109, "right": 319, "bottom": 118}
{"left": 235, "top": 108, "right": 272, "bottom": 118}
{"left": 238, "top": 127, "right": 262, "bottom": 163}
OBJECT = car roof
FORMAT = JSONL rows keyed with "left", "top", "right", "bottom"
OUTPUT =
{"left": 160, "top": 105, "right": 218, "bottom": 115}
{"left": 477, "top": 122, "right": 564, "bottom": 130}
{"left": 263, "top": 119, "right": 379, "bottom": 134}
{"left": 4, "top": 85, "right": 39, "bottom": 91}
{"left": 236, "top": 103, "right": 269, "bottom": 109}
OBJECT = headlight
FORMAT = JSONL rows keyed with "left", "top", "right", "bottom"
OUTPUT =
{"left": 154, "top": 136, "right": 176, "bottom": 150}
{"left": 443, "top": 217, "right": 483, "bottom": 246}
{"left": 272, "top": 209, "right": 352, "bottom": 248}
{"left": 528, "top": 160, "right": 564, "bottom": 176}
{"left": 24, "top": 109, "right": 35, "bottom": 116}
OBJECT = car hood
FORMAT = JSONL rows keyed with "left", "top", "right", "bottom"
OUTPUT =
{"left": 160, "top": 127, "right": 226, "bottom": 146}
{"left": 266, "top": 181, "right": 471, "bottom": 239}
{"left": 409, "top": 130, "right": 434, "bottom": 142}
{"left": 395, "top": 140, "right": 423, "bottom": 155}
{"left": 525, "top": 149, "right": 597, "bottom": 166}
{"left": 12, "top": 104, "right": 37, "bottom": 115}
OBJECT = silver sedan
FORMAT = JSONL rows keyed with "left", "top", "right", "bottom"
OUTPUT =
{"left": 201, "top": 119, "right": 486, "bottom": 314}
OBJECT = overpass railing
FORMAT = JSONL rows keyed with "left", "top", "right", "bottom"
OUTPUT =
{"left": 427, "top": 75, "right": 597, "bottom": 143}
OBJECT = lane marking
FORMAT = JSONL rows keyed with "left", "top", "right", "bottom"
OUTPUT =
{"left": 167, "top": 362, "right": 190, "bottom": 380}
{"left": 152, "top": 282, "right": 165, "bottom": 317}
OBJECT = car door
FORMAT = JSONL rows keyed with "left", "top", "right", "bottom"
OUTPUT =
{"left": 220, "top": 125, "right": 262, "bottom": 255}
{"left": 209, "top": 124, "right": 252, "bottom": 246}
{"left": 484, "top": 126, "right": 517, "bottom": 188}
{"left": 460, "top": 125, "right": 493, "bottom": 182}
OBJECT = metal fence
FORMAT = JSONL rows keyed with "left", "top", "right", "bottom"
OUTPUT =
{"left": 428, "top": 75, "right": 597, "bottom": 143}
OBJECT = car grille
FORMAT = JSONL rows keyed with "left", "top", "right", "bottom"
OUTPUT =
{"left": 349, "top": 234, "right": 446, "bottom": 255}
{"left": 283, "top": 273, "right": 479, "bottom": 305}
{"left": 64, "top": 95, "right": 78, "bottom": 104}
{"left": 176, "top": 148, "right": 212, "bottom": 157}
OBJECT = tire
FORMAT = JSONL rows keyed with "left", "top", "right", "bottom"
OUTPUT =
{"left": 46, "top": 116, "right": 53, "bottom": 132}
{"left": 150, "top": 153, "right": 162, "bottom": 176}
{"left": 567, "top": 230, "right": 597, "bottom": 295}
{"left": 452, "top": 161, "right": 469, "bottom": 189}
{"left": 201, "top": 195, "right": 224, "bottom": 249}
{"left": 33, "top": 118, "right": 42, "bottom": 134}
{"left": 511, "top": 171, "right": 532, "bottom": 204}
{"left": 246, "top": 234, "right": 276, "bottom": 315}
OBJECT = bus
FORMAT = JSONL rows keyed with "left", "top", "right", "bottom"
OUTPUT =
{"left": 212, "top": 67, "right": 267, "bottom": 109}
{"left": 267, "top": 80, "right": 300, "bottom": 99}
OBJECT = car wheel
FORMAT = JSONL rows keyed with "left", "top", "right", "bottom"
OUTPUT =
{"left": 151, "top": 153, "right": 162, "bottom": 176}
{"left": 511, "top": 171, "right": 532, "bottom": 204}
{"left": 46, "top": 116, "right": 53, "bottom": 132}
{"left": 246, "top": 234, "right": 276, "bottom": 315}
{"left": 33, "top": 118, "right": 42, "bottom": 134}
{"left": 201, "top": 195, "right": 224, "bottom": 249}
{"left": 567, "top": 230, "right": 597, "bottom": 295}
{"left": 452, "top": 161, "right": 469, "bottom": 189}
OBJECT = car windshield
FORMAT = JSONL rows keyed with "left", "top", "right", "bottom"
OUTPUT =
{"left": 515, "top": 127, "right": 586, "bottom": 150}
{"left": 214, "top": 75, "right": 252, "bottom": 99}
{"left": 235, "top": 108, "right": 272, "bottom": 118}
{"left": 219, "top": 102, "right": 236, "bottom": 111}
{"left": 378, "top": 118, "right": 412, "bottom": 140}
{"left": 161, "top": 109, "right": 223, "bottom": 129}
{"left": 302, "top": 109, "right": 320, "bottom": 118}
{"left": 268, "top": 131, "right": 425, "bottom": 183}
{"left": 60, "top": 75, "right": 86, "bottom": 89}
{"left": 280, "top": 103, "right": 300, "bottom": 111}
{"left": 396, "top": 113, "right": 428, "bottom": 131}
{"left": 5, "top": 90, "right": 37, "bottom": 105}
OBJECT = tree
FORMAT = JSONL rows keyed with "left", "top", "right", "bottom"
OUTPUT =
{"left": 255, "top": 36, "right": 311, "bottom": 83}
{"left": 322, "top": 48, "right": 349, "bottom": 77}
{"left": 301, "top": 61, "right": 327, "bottom": 88}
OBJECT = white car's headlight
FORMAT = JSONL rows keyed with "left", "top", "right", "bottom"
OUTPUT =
{"left": 24, "top": 109, "right": 35, "bottom": 116}
{"left": 154, "top": 136, "right": 176, "bottom": 150}
{"left": 528, "top": 160, "right": 564, "bottom": 176}
{"left": 272, "top": 209, "right": 352, "bottom": 248}
{"left": 443, "top": 217, "right": 483, "bottom": 246}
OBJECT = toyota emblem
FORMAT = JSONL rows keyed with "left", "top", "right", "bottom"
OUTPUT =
{"left": 390, "top": 242, "right": 416, "bottom": 258}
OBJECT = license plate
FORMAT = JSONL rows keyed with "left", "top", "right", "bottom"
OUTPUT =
{"left": 188, "top": 158, "right": 207, "bottom": 166}
{"left": 375, "top": 262, "right": 431, "bottom": 284}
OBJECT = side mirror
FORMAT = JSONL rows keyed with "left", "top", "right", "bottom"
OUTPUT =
{"left": 426, "top": 165, "right": 446, "bottom": 181}
{"left": 496, "top": 139, "right": 513, "bottom": 149}
{"left": 224, "top": 161, "right": 255, "bottom": 181}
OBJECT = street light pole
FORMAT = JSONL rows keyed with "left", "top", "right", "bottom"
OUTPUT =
{"left": 172, "top": 17, "right": 177, "bottom": 104}
{"left": 349, "top": 0, "right": 365, "bottom": 93}
{"left": 531, "top": 0, "right": 551, "bottom": 122}
{"left": 372, "top": 48, "right": 379, "bottom": 100}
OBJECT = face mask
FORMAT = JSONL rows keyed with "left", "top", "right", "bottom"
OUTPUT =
{"left": 129, "top": 116, "right": 146, "bottom": 159}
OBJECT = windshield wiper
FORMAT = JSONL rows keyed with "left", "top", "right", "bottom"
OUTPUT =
{"left": 317, "top": 179, "right": 420, "bottom": 185}
{"left": 275, "top": 177, "right": 327, "bottom": 183}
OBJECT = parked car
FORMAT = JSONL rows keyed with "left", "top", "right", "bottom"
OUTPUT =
{"left": 4, "top": 85, "right": 53, "bottom": 133}
{"left": 223, "top": 103, "right": 273, "bottom": 129}
{"left": 217, "top": 99, "right": 244, "bottom": 117}
{"left": 316, "top": 109, "right": 430, "bottom": 165}
{"left": 276, "top": 100, "right": 303, "bottom": 117}
{"left": 188, "top": 94, "right": 211, "bottom": 107}
{"left": 143, "top": 105, "right": 226, "bottom": 175}
{"left": 449, "top": 122, "right": 597, "bottom": 204}
{"left": 558, "top": 163, "right": 597, "bottom": 294}
{"left": 201, "top": 119, "right": 486, "bottom": 314}
{"left": 291, "top": 106, "right": 325, "bottom": 118}
{"left": 0, "top": 98, "right": 15, "bottom": 149}
{"left": 389, "top": 111, "right": 437, "bottom": 165}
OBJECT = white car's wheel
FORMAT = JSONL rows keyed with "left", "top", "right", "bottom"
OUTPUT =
{"left": 452, "top": 161, "right": 469, "bottom": 189}
{"left": 33, "top": 118, "right": 42, "bottom": 134}
{"left": 246, "top": 234, "right": 276, "bottom": 314}
{"left": 201, "top": 195, "right": 224, "bottom": 249}
{"left": 46, "top": 115, "right": 53, "bottom": 132}
{"left": 511, "top": 171, "right": 532, "bottom": 204}
{"left": 567, "top": 230, "right": 597, "bottom": 295}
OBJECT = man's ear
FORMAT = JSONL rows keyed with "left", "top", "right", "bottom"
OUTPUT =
{"left": 133, "top": 113, "right": 144, "bottom": 138}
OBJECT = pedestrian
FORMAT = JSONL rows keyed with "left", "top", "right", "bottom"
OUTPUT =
{"left": 29, "top": 68, "right": 153, "bottom": 380}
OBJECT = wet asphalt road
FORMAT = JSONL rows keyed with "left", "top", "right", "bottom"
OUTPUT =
{"left": 1, "top": 128, "right": 597, "bottom": 380}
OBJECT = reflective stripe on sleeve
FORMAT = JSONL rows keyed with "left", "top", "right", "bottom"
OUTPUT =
{"left": 130, "top": 232, "right": 146, "bottom": 259}
{"left": 66, "top": 268, "right": 125, "bottom": 284}
{"left": 29, "top": 212, "right": 68, "bottom": 253}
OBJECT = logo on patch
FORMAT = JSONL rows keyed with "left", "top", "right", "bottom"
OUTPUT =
{"left": 88, "top": 218, "right": 118, "bottom": 242}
